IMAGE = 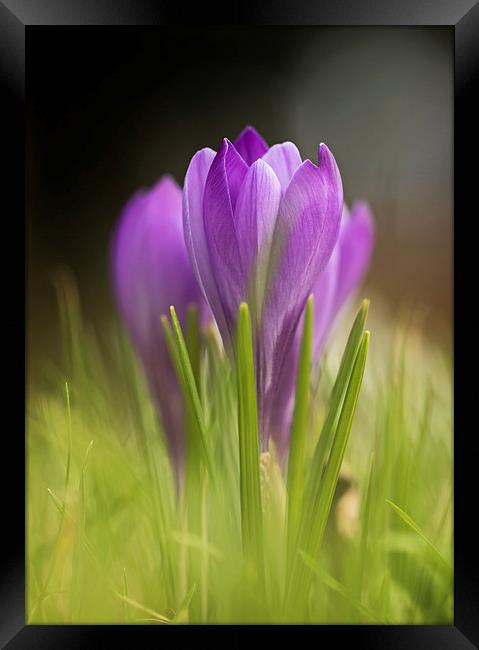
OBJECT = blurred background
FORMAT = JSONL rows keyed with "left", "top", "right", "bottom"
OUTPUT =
{"left": 27, "top": 26, "right": 452, "bottom": 387}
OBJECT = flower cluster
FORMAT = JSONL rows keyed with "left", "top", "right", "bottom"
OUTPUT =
{"left": 112, "top": 127, "right": 374, "bottom": 473}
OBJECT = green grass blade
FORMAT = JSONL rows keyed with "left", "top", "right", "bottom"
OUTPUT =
{"left": 185, "top": 305, "right": 201, "bottom": 387}
{"left": 173, "top": 583, "right": 197, "bottom": 622}
{"left": 163, "top": 307, "right": 213, "bottom": 479}
{"left": 64, "top": 381, "right": 72, "bottom": 496}
{"left": 306, "top": 299, "right": 369, "bottom": 500}
{"left": 299, "top": 550, "right": 381, "bottom": 622}
{"left": 184, "top": 304, "right": 203, "bottom": 503}
{"left": 357, "top": 451, "right": 375, "bottom": 597}
{"left": 287, "top": 295, "right": 314, "bottom": 567}
{"left": 161, "top": 314, "right": 184, "bottom": 387}
{"left": 309, "top": 331, "right": 370, "bottom": 555}
{"left": 386, "top": 499, "right": 452, "bottom": 576}
{"left": 46, "top": 488, "right": 65, "bottom": 515}
{"left": 236, "top": 303, "right": 263, "bottom": 571}
{"left": 122, "top": 569, "right": 129, "bottom": 623}
{"left": 161, "top": 313, "right": 200, "bottom": 467}
{"left": 53, "top": 268, "right": 84, "bottom": 381}
{"left": 114, "top": 592, "right": 172, "bottom": 623}
{"left": 287, "top": 330, "right": 370, "bottom": 613}
{"left": 164, "top": 306, "right": 200, "bottom": 498}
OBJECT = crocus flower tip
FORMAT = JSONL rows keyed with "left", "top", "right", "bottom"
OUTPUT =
{"left": 352, "top": 199, "right": 373, "bottom": 217}
{"left": 238, "top": 125, "right": 261, "bottom": 138}
{"left": 318, "top": 142, "right": 334, "bottom": 162}
{"left": 157, "top": 172, "right": 175, "bottom": 184}
{"left": 301, "top": 158, "right": 318, "bottom": 172}
{"left": 353, "top": 198, "right": 369, "bottom": 208}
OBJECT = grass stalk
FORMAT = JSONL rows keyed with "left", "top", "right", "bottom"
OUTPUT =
{"left": 286, "top": 295, "right": 314, "bottom": 571}
{"left": 236, "top": 303, "right": 264, "bottom": 577}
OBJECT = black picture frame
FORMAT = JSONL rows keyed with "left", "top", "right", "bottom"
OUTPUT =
{"left": 3, "top": 0, "right": 478, "bottom": 647}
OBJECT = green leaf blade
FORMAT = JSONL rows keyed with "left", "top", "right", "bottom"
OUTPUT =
{"left": 163, "top": 308, "right": 213, "bottom": 480}
{"left": 287, "top": 329, "right": 370, "bottom": 614}
{"left": 286, "top": 295, "right": 314, "bottom": 568}
{"left": 236, "top": 303, "right": 264, "bottom": 572}
{"left": 386, "top": 499, "right": 452, "bottom": 577}
{"left": 299, "top": 550, "right": 381, "bottom": 623}
{"left": 309, "top": 330, "right": 370, "bottom": 556}
{"left": 306, "top": 298, "right": 369, "bottom": 503}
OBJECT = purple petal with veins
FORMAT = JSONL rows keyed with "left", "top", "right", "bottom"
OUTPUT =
{"left": 234, "top": 125, "right": 269, "bottom": 165}
{"left": 202, "top": 138, "right": 249, "bottom": 342}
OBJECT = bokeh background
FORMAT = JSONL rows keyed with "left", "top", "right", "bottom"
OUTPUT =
{"left": 27, "top": 26, "right": 452, "bottom": 387}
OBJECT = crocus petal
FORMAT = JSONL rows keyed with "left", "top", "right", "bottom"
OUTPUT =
{"left": 259, "top": 144, "right": 343, "bottom": 448}
{"left": 233, "top": 158, "right": 282, "bottom": 319}
{"left": 333, "top": 201, "right": 375, "bottom": 316}
{"left": 203, "top": 139, "right": 249, "bottom": 340}
{"left": 112, "top": 191, "right": 150, "bottom": 346}
{"left": 269, "top": 247, "right": 339, "bottom": 456}
{"left": 270, "top": 200, "right": 373, "bottom": 456}
{"left": 262, "top": 142, "right": 303, "bottom": 193}
{"left": 142, "top": 178, "right": 199, "bottom": 323}
{"left": 265, "top": 145, "right": 343, "bottom": 359}
{"left": 234, "top": 125, "right": 269, "bottom": 166}
{"left": 183, "top": 147, "right": 230, "bottom": 334}
{"left": 183, "top": 147, "right": 216, "bottom": 292}
{"left": 312, "top": 243, "right": 339, "bottom": 360}
{"left": 268, "top": 339, "right": 298, "bottom": 459}
{"left": 114, "top": 177, "right": 187, "bottom": 346}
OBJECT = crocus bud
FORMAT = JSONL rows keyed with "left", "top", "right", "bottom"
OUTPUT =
{"left": 111, "top": 175, "right": 210, "bottom": 479}
{"left": 183, "top": 126, "right": 343, "bottom": 451}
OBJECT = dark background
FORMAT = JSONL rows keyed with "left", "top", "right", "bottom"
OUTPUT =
{"left": 27, "top": 26, "right": 453, "bottom": 385}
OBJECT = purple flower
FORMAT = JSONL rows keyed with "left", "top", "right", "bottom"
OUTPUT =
{"left": 111, "top": 175, "right": 210, "bottom": 478}
{"left": 269, "top": 200, "right": 375, "bottom": 455}
{"left": 183, "top": 126, "right": 344, "bottom": 451}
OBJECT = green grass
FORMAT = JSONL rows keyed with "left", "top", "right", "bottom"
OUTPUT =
{"left": 236, "top": 303, "right": 264, "bottom": 578}
{"left": 26, "top": 280, "right": 452, "bottom": 623}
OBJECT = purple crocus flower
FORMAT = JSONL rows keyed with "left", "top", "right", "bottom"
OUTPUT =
{"left": 269, "top": 200, "right": 375, "bottom": 456}
{"left": 111, "top": 175, "right": 210, "bottom": 479}
{"left": 183, "top": 126, "right": 344, "bottom": 451}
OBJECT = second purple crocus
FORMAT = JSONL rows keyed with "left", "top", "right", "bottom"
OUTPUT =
{"left": 111, "top": 176, "right": 210, "bottom": 480}
{"left": 183, "top": 126, "right": 344, "bottom": 451}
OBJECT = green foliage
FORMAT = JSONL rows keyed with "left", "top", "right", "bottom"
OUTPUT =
{"left": 235, "top": 303, "right": 264, "bottom": 576}
{"left": 26, "top": 281, "right": 452, "bottom": 623}
{"left": 286, "top": 329, "right": 370, "bottom": 619}
{"left": 164, "top": 306, "right": 213, "bottom": 480}
{"left": 286, "top": 295, "right": 314, "bottom": 568}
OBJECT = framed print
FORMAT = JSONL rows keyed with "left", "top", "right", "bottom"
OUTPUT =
{"left": 2, "top": 0, "right": 478, "bottom": 646}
